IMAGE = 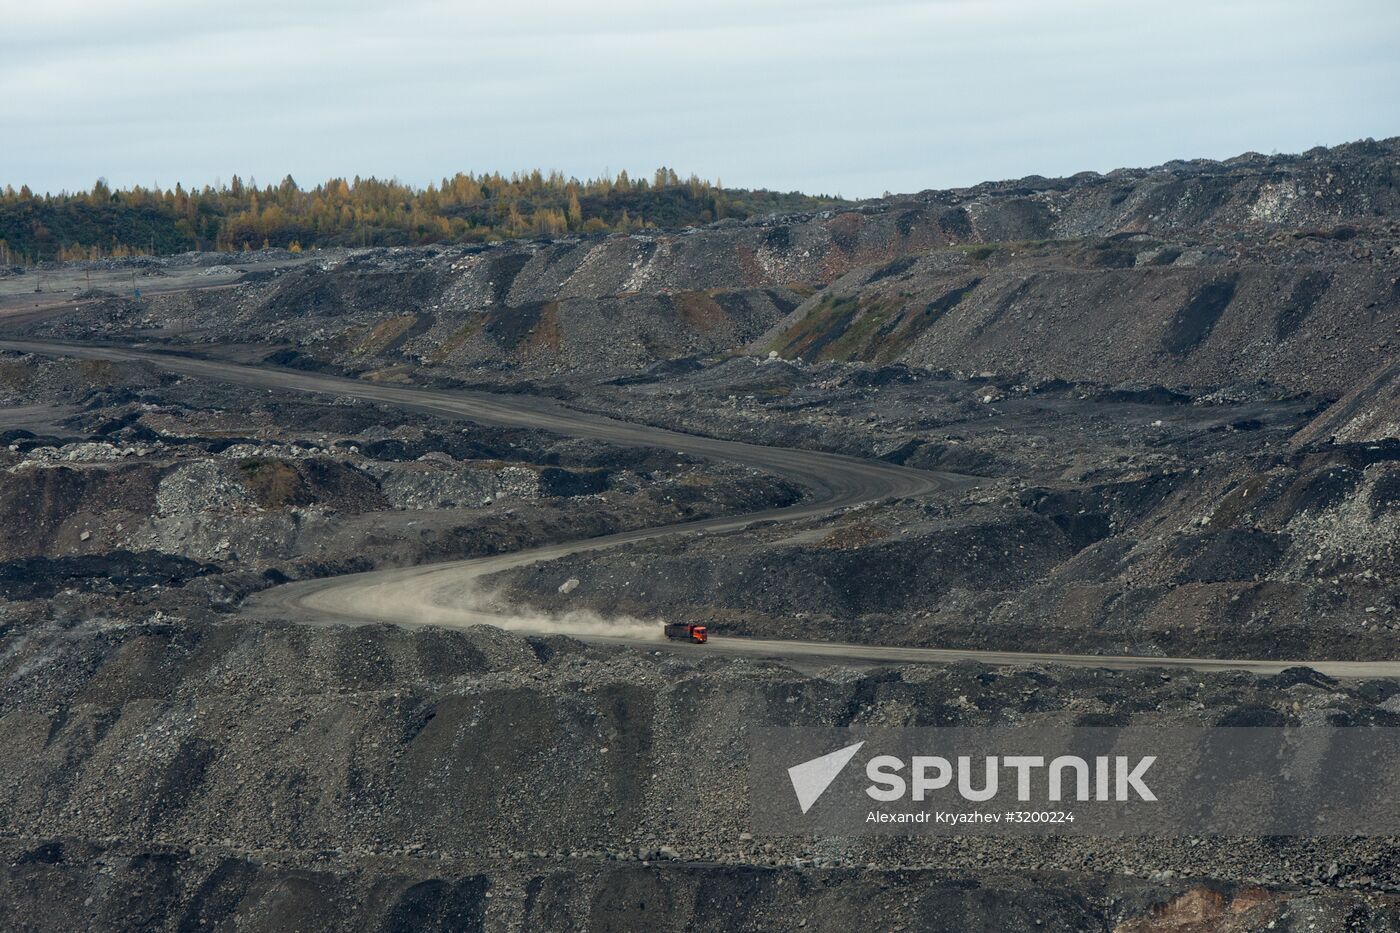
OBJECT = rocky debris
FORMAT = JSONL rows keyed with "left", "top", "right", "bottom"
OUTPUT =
{"left": 1, "top": 138, "right": 1399, "bottom": 929}
{"left": 10, "top": 440, "right": 158, "bottom": 464}
{"left": 0, "top": 353, "right": 171, "bottom": 407}
{"left": 1293, "top": 357, "right": 1400, "bottom": 446}
{"left": 0, "top": 293, "right": 1393, "bottom": 660}
{"left": 17, "top": 140, "right": 1400, "bottom": 389}
{"left": 212, "top": 441, "right": 330, "bottom": 461}
{"left": 154, "top": 460, "right": 253, "bottom": 515}
{"left": 363, "top": 458, "right": 541, "bottom": 510}
{"left": 499, "top": 444, "right": 1398, "bottom": 660}
{"left": 755, "top": 228, "right": 1400, "bottom": 396}
{"left": 10, "top": 840, "right": 1394, "bottom": 933}
{"left": 0, "top": 551, "right": 218, "bottom": 599}
{"left": 2, "top": 616, "right": 1400, "bottom": 932}
{"left": 0, "top": 364, "right": 801, "bottom": 580}
{"left": 489, "top": 355, "right": 1395, "bottom": 659}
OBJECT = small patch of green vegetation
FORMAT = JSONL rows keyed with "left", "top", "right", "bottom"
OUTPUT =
{"left": 959, "top": 244, "right": 1000, "bottom": 262}
{"left": 363, "top": 365, "right": 415, "bottom": 383}
{"left": 354, "top": 315, "right": 416, "bottom": 355}
{"left": 0, "top": 362, "right": 33, "bottom": 389}
{"left": 431, "top": 318, "right": 483, "bottom": 361}
{"left": 770, "top": 276, "right": 984, "bottom": 365}
{"left": 819, "top": 297, "right": 905, "bottom": 361}
{"left": 767, "top": 293, "right": 862, "bottom": 360}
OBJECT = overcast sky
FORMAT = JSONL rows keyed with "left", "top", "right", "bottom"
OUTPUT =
{"left": 3, "top": 0, "right": 1397, "bottom": 198}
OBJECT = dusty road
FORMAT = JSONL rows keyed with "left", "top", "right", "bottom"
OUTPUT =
{"left": 249, "top": 534, "right": 1400, "bottom": 679}
{"left": 4, "top": 337, "right": 1396, "bottom": 678}
{"left": 0, "top": 254, "right": 323, "bottom": 338}
{"left": 0, "top": 255, "right": 316, "bottom": 318}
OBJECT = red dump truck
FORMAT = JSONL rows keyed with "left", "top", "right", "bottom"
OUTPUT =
{"left": 663, "top": 622, "right": 708, "bottom": 644}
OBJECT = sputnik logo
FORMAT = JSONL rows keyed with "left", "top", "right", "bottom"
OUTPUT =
{"left": 787, "top": 741, "right": 865, "bottom": 813}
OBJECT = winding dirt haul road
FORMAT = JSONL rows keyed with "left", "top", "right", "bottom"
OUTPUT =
{"left": 5, "top": 337, "right": 1397, "bottom": 679}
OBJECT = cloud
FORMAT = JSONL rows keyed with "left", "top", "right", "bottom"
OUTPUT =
{"left": 2, "top": 0, "right": 1397, "bottom": 196}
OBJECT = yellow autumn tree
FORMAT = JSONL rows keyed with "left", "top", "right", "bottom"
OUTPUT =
{"left": 0, "top": 165, "right": 846, "bottom": 260}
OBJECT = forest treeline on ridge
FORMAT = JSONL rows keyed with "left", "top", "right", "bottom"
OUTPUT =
{"left": 0, "top": 168, "right": 850, "bottom": 264}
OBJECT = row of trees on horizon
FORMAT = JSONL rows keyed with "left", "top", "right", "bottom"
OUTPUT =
{"left": 0, "top": 168, "right": 849, "bottom": 266}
